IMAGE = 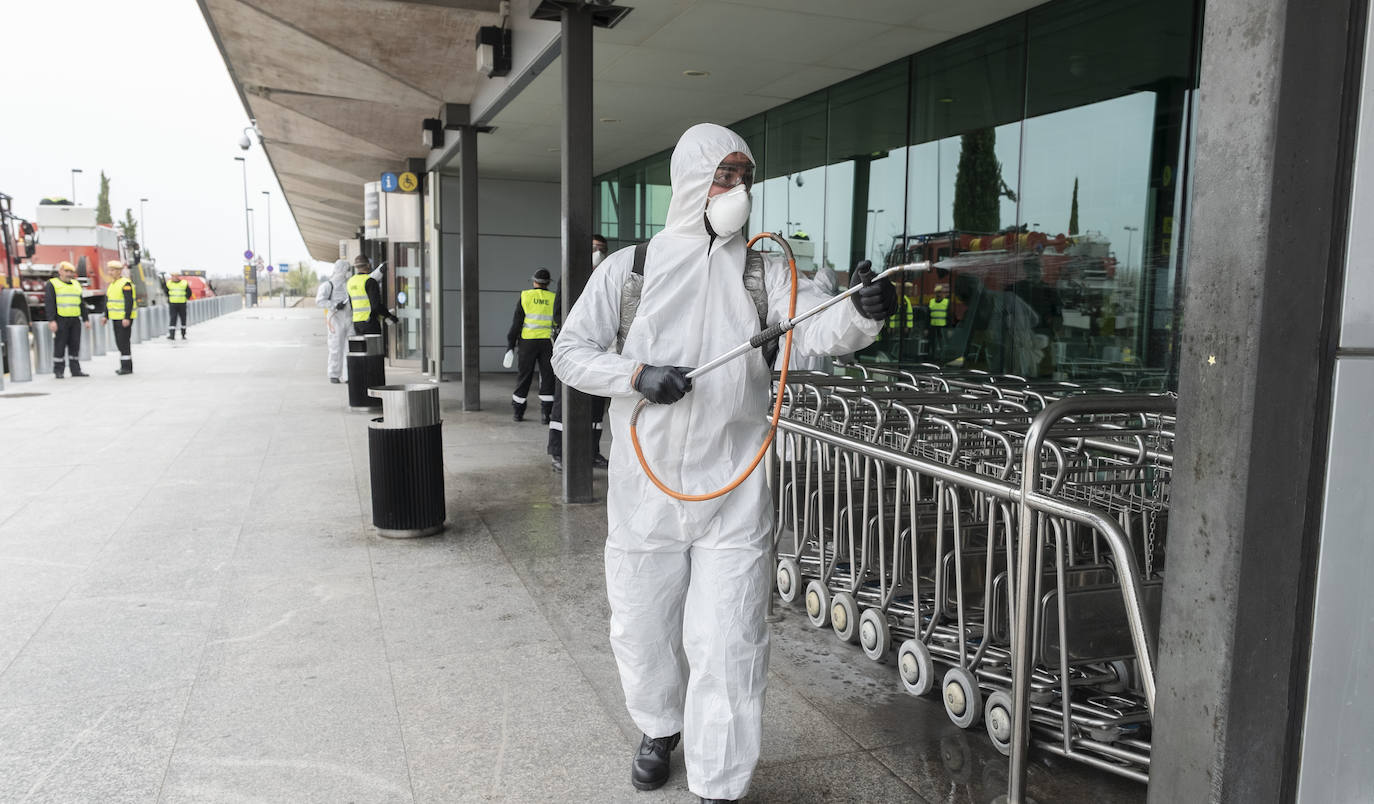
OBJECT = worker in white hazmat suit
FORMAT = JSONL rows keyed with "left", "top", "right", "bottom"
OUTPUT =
{"left": 552, "top": 123, "right": 896, "bottom": 803}
{"left": 315, "top": 259, "right": 352, "bottom": 383}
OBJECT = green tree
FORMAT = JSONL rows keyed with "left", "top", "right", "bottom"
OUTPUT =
{"left": 1068, "top": 177, "right": 1080, "bottom": 235}
{"left": 285, "top": 261, "right": 318, "bottom": 296}
{"left": 96, "top": 171, "right": 112, "bottom": 225}
{"left": 952, "top": 128, "right": 1016, "bottom": 233}
{"left": 117, "top": 208, "right": 138, "bottom": 243}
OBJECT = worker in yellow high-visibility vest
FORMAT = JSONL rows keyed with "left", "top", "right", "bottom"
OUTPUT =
{"left": 162, "top": 272, "right": 191, "bottom": 339}
{"left": 347, "top": 254, "right": 397, "bottom": 336}
{"left": 507, "top": 268, "right": 557, "bottom": 422}
{"left": 106, "top": 261, "right": 137, "bottom": 375}
{"left": 44, "top": 261, "right": 90, "bottom": 378}
{"left": 927, "top": 282, "right": 951, "bottom": 354}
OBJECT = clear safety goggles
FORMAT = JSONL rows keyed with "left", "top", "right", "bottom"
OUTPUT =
{"left": 713, "top": 161, "right": 754, "bottom": 191}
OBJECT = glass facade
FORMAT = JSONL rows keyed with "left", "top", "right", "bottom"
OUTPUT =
{"left": 594, "top": 0, "right": 1199, "bottom": 390}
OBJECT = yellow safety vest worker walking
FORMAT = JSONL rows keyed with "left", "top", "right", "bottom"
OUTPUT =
{"left": 508, "top": 269, "right": 557, "bottom": 422}
{"left": 519, "top": 288, "right": 556, "bottom": 340}
{"left": 348, "top": 274, "right": 371, "bottom": 323}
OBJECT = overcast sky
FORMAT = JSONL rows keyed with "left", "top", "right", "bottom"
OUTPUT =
{"left": 5, "top": 0, "right": 322, "bottom": 279}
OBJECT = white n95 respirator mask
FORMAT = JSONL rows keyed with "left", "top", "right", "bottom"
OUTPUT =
{"left": 705, "top": 184, "right": 751, "bottom": 236}
{"left": 591, "top": 250, "right": 605, "bottom": 267}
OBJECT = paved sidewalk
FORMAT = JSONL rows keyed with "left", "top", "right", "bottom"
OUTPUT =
{"left": 0, "top": 307, "right": 1143, "bottom": 803}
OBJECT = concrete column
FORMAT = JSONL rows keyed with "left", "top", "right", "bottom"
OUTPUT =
{"left": 459, "top": 123, "right": 480, "bottom": 411}
{"left": 1149, "top": 0, "right": 1364, "bottom": 801}
{"left": 560, "top": 3, "right": 595, "bottom": 503}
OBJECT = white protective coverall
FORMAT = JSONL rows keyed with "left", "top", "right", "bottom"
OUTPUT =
{"left": 315, "top": 260, "right": 352, "bottom": 380}
{"left": 552, "top": 123, "right": 882, "bottom": 800}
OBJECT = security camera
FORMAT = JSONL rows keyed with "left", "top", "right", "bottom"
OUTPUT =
{"left": 238, "top": 133, "right": 252, "bottom": 151}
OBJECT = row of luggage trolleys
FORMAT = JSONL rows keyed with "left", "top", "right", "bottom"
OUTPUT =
{"left": 768, "top": 364, "right": 1173, "bottom": 790}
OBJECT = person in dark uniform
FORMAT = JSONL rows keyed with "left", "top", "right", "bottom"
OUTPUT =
{"left": 162, "top": 271, "right": 190, "bottom": 339}
{"left": 548, "top": 237, "right": 610, "bottom": 470}
{"left": 45, "top": 260, "right": 90, "bottom": 378}
{"left": 106, "top": 261, "right": 137, "bottom": 375}
{"left": 347, "top": 254, "right": 397, "bottom": 336}
{"left": 507, "top": 268, "right": 556, "bottom": 422}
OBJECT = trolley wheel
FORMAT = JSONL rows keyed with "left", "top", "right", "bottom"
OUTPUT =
{"left": 942, "top": 666, "right": 983, "bottom": 729}
{"left": 804, "top": 580, "right": 831, "bottom": 628}
{"left": 776, "top": 558, "right": 802, "bottom": 604}
{"left": 896, "top": 638, "right": 935, "bottom": 696}
{"left": 1100, "top": 659, "right": 1131, "bottom": 694}
{"left": 984, "top": 690, "right": 1013, "bottom": 756}
{"left": 830, "top": 591, "right": 859, "bottom": 643}
{"left": 858, "top": 608, "right": 889, "bottom": 661}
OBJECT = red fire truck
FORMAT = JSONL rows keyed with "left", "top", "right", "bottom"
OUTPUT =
{"left": 0, "top": 193, "right": 37, "bottom": 327}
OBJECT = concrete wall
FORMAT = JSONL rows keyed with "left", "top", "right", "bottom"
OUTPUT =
{"left": 438, "top": 174, "right": 560, "bottom": 376}
{"left": 1149, "top": 0, "right": 1363, "bottom": 800}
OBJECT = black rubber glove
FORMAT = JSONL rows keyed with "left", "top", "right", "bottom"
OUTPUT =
{"left": 849, "top": 259, "right": 898, "bottom": 320}
{"left": 634, "top": 364, "right": 694, "bottom": 405}
{"left": 334, "top": 300, "right": 347, "bottom": 311}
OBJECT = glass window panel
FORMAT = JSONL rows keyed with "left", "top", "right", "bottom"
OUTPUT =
{"left": 764, "top": 90, "right": 828, "bottom": 180}
{"left": 997, "top": 0, "right": 1197, "bottom": 389}
{"left": 912, "top": 19, "right": 1025, "bottom": 145}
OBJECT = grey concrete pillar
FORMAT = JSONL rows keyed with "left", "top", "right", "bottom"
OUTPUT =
{"left": 1149, "top": 0, "right": 1364, "bottom": 801}
{"left": 30, "top": 323, "right": 51, "bottom": 373}
{"left": 91, "top": 315, "right": 107, "bottom": 356}
{"left": 560, "top": 2, "right": 595, "bottom": 503}
{"left": 458, "top": 121, "right": 480, "bottom": 411}
{"left": 5, "top": 324, "right": 30, "bottom": 382}
{"left": 133, "top": 315, "right": 145, "bottom": 344}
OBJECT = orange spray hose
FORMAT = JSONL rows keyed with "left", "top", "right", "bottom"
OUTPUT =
{"left": 628, "top": 232, "right": 798, "bottom": 502}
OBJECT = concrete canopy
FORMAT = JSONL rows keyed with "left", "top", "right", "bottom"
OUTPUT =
{"left": 198, "top": 0, "right": 501, "bottom": 259}
{"left": 200, "top": 0, "right": 1049, "bottom": 258}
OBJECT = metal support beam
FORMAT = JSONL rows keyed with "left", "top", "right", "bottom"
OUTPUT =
{"left": 560, "top": 3, "right": 594, "bottom": 503}
{"left": 459, "top": 123, "right": 481, "bottom": 410}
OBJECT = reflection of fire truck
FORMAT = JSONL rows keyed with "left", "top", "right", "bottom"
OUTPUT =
{"left": 884, "top": 227, "right": 1118, "bottom": 321}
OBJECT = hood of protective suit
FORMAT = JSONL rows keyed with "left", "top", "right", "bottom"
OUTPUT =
{"left": 663, "top": 123, "right": 754, "bottom": 239}
{"left": 331, "top": 259, "right": 350, "bottom": 283}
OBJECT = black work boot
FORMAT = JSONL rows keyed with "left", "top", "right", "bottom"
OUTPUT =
{"left": 512, "top": 402, "right": 526, "bottom": 422}
{"left": 540, "top": 402, "right": 553, "bottom": 425}
{"left": 69, "top": 359, "right": 89, "bottom": 377}
{"left": 54, "top": 363, "right": 65, "bottom": 379}
{"left": 631, "top": 732, "right": 680, "bottom": 791}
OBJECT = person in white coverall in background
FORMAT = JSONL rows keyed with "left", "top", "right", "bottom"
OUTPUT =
{"left": 315, "top": 259, "right": 352, "bottom": 383}
{"left": 552, "top": 123, "right": 896, "bottom": 803}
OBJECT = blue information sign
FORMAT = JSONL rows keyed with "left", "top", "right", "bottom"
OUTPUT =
{"left": 380, "top": 172, "right": 399, "bottom": 192}
{"left": 279, "top": 263, "right": 289, "bottom": 272}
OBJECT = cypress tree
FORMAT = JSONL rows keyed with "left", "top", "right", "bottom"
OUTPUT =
{"left": 1068, "top": 177, "right": 1080, "bottom": 235}
{"left": 953, "top": 128, "right": 1002, "bottom": 233}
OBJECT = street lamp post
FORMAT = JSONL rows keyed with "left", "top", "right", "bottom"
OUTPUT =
{"left": 70, "top": 168, "right": 82, "bottom": 204}
{"left": 235, "top": 156, "right": 254, "bottom": 305}
{"left": 263, "top": 190, "right": 280, "bottom": 307}
{"left": 139, "top": 198, "right": 149, "bottom": 253}
{"left": 1123, "top": 225, "right": 1139, "bottom": 272}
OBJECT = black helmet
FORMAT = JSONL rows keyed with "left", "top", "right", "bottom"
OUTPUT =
{"left": 532, "top": 268, "right": 551, "bottom": 284}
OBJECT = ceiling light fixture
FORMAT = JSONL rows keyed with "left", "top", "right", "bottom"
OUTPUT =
{"left": 599, "top": 117, "right": 620, "bottom": 123}
{"left": 683, "top": 69, "right": 710, "bottom": 78}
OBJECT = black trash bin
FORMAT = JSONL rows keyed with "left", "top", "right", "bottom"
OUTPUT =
{"left": 367, "top": 383, "right": 446, "bottom": 538}
{"left": 346, "top": 334, "right": 386, "bottom": 409}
